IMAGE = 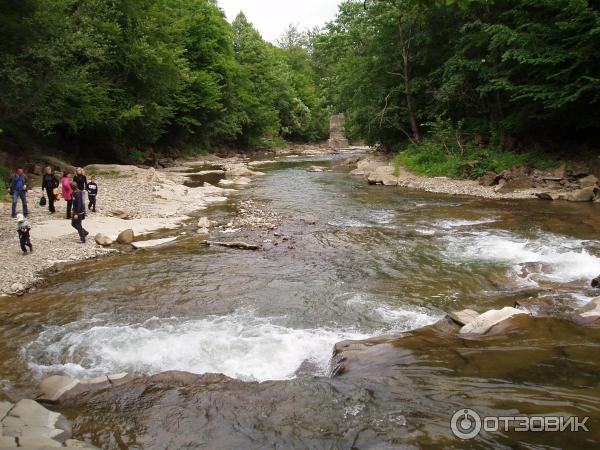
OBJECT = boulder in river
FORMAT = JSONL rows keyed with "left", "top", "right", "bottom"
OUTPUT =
{"left": 447, "top": 309, "right": 479, "bottom": 327}
{"left": 117, "top": 229, "right": 134, "bottom": 245}
{"left": 592, "top": 275, "right": 600, "bottom": 289}
{"left": 367, "top": 165, "right": 395, "bottom": 184}
{"left": 94, "top": 233, "right": 113, "bottom": 247}
{"left": 567, "top": 186, "right": 596, "bottom": 202}
{"left": 459, "top": 307, "right": 528, "bottom": 335}
{"left": 306, "top": 166, "right": 325, "bottom": 173}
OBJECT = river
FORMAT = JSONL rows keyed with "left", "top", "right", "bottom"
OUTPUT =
{"left": 0, "top": 153, "right": 599, "bottom": 449}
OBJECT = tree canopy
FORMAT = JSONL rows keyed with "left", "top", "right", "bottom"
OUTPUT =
{"left": 0, "top": 0, "right": 328, "bottom": 160}
{"left": 314, "top": 0, "right": 600, "bottom": 152}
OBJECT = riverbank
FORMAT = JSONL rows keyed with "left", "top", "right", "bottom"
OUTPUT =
{"left": 345, "top": 155, "right": 600, "bottom": 201}
{"left": 0, "top": 158, "right": 256, "bottom": 296}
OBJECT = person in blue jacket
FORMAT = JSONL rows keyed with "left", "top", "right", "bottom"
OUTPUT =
{"left": 8, "top": 168, "right": 28, "bottom": 218}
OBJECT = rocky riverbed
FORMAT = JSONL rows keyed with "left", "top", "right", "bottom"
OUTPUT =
{"left": 1, "top": 146, "right": 599, "bottom": 449}
{"left": 342, "top": 155, "right": 600, "bottom": 202}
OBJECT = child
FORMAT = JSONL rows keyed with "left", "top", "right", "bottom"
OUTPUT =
{"left": 16, "top": 213, "right": 33, "bottom": 254}
{"left": 87, "top": 175, "right": 98, "bottom": 212}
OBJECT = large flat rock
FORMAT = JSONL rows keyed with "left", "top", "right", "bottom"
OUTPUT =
{"left": 38, "top": 376, "right": 80, "bottom": 403}
{"left": 1, "top": 400, "right": 70, "bottom": 441}
{"left": 460, "top": 307, "right": 528, "bottom": 335}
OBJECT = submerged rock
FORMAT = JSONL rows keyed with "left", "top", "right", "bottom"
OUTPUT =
{"left": 306, "top": 166, "right": 325, "bottom": 173}
{"left": 459, "top": 307, "right": 528, "bottom": 335}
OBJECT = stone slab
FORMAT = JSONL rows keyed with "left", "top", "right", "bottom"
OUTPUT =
{"left": 447, "top": 309, "right": 480, "bottom": 327}
{"left": 2, "top": 400, "right": 66, "bottom": 440}
{"left": 131, "top": 237, "right": 177, "bottom": 249}
{"left": 460, "top": 307, "right": 527, "bottom": 335}
{"left": 38, "top": 376, "right": 80, "bottom": 403}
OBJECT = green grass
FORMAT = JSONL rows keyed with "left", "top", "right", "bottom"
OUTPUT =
{"left": 393, "top": 138, "right": 560, "bottom": 179}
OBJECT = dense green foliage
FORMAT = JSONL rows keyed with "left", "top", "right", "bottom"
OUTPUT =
{"left": 0, "top": 0, "right": 327, "bottom": 160}
{"left": 2, "top": 0, "right": 598, "bottom": 171}
{"left": 314, "top": 0, "right": 600, "bottom": 173}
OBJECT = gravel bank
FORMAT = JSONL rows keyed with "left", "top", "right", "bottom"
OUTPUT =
{"left": 0, "top": 158, "right": 248, "bottom": 296}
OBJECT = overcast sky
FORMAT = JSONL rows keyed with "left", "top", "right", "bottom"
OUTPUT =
{"left": 218, "top": 0, "right": 342, "bottom": 43}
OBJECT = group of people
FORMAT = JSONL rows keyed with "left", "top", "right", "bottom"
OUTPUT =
{"left": 8, "top": 166, "right": 100, "bottom": 253}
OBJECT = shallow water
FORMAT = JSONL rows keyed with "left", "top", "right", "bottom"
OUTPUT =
{"left": 1, "top": 154, "right": 599, "bottom": 448}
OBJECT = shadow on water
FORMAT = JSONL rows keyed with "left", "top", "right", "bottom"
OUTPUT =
{"left": 0, "top": 154, "right": 599, "bottom": 448}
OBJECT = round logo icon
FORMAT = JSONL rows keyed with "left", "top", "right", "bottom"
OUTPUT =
{"left": 451, "top": 408, "right": 482, "bottom": 440}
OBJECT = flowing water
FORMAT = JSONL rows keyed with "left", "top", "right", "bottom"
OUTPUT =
{"left": 0, "top": 153, "right": 599, "bottom": 449}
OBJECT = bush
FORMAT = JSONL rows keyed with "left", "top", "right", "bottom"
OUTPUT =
{"left": 394, "top": 141, "right": 559, "bottom": 178}
{"left": 393, "top": 119, "right": 559, "bottom": 178}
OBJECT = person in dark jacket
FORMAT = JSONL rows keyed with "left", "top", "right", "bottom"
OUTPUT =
{"left": 73, "top": 167, "right": 88, "bottom": 191}
{"left": 71, "top": 182, "right": 89, "bottom": 243}
{"left": 9, "top": 168, "right": 28, "bottom": 218}
{"left": 73, "top": 167, "right": 88, "bottom": 211}
{"left": 41, "top": 166, "right": 59, "bottom": 214}
{"left": 87, "top": 175, "right": 98, "bottom": 212}
{"left": 16, "top": 213, "right": 33, "bottom": 254}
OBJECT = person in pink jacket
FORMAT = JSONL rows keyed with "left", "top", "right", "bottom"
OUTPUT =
{"left": 61, "top": 171, "right": 74, "bottom": 219}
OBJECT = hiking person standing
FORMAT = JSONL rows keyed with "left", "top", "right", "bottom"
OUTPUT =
{"left": 73, "top": 167, "right": 88, "bottom": 210}
{"left": 41, "top": 166, "right": 59, "bottom": 214}
{"left": 71, "top": 182, "right": 89, "bottom": 243}
{"left": 61, "top": 171, "right": 73, "bottom": 219}
{"left": 9, "top": 168, "right": 28, "bottom": 218}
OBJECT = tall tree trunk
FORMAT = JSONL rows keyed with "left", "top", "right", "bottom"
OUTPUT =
{"left": 399, "top": 25, "right": 421, "bottom": 145}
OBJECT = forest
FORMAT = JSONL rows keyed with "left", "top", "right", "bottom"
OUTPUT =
{"left": 1, "top": 0, "right": 599, "bottom": 173}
